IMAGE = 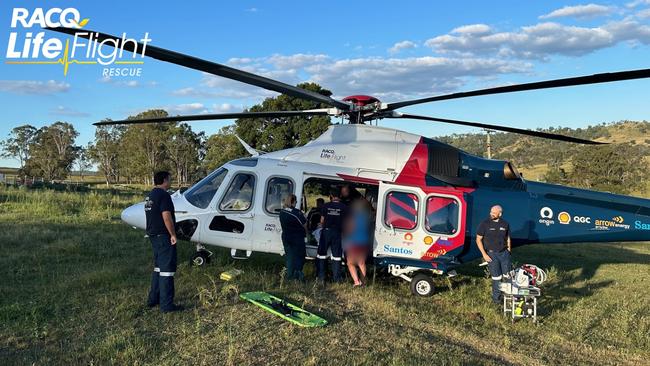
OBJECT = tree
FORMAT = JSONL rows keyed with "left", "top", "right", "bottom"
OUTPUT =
{"left": 234, "top": 82, "right": 332, "bottom": 152}
{"left": 570, "top": 143, "right": 649, "bottom": 194}
{"left": 543, "top": 165, "right": 570, "bottom": 185}
{"left": 203, "top": 125, "right": 246, "bottom": 171}
{"left": 164, "top": 123, "right": 205, "bottom": 186}
{"left": 25, "top": 122, "right": 79, "bottom": 181}
{"left": 119, "top": 110, "right": 171, "bottom": 184}
{"left": 75, "top": 145, "right": 93, "bottom": 181}
{"left": 88, "top": 123, "right": 123, "bottom": 185}
{"left": 1, "top": 124, "right": 37, "bottom": 171}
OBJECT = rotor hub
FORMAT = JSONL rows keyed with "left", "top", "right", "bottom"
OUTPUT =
{"left": 342, "top": 95, "right": 381, "bottom": 107}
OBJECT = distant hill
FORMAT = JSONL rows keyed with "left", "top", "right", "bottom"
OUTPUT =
{"left": 437, "top": 120, "right": 650, "bottom": 184}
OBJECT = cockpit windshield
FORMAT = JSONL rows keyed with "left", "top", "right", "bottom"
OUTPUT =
{"left": 184, "top": 168, "right": 228, "bottom": 209}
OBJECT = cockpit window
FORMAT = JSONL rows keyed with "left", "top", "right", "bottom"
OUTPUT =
{"left": 184, "top": 168, "right": 228, "bottom": 209}
{"left": 219, "top": 173, "right": 256, "bottom": 211}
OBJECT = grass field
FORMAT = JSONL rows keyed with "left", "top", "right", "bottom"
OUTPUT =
{"left": 1, "top": 186, "right": 649, "bottom": 365}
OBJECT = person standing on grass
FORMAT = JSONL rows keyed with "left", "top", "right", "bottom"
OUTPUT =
{"left": 145, "top": 171, "right": 183, "bottom": 313}
{"left": 279, "top": 194, "right": 308, "bottom": 281}
{"left": 343, "top": 198, "right": 372, "bottom": 287}
{"left": 476, "top": 205, "right": 512, "bottom": 305}
{"left": 317, "top": 187, "right": 349, "bottom": 283}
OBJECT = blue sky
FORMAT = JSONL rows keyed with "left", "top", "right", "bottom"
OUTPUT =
{"left": 1, "top": 0, "right": 650, "bottom": 167}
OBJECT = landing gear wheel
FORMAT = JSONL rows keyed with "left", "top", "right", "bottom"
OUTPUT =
{"left": 411, "top": 273, "right": 435, "bottom": 297}
{"left": 191, "top": 250, "right": 210, "bottom": 267}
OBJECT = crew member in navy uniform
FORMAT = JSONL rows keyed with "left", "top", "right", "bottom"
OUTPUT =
{"left": 279, "top": 194, "right": 307, "bottom": 281}
{"left": 317, "top": 187, "right": 349, "bottom": 282}
{"left": 476, "top": 205, "right": 512, "bottom": 304}
{"left": 145, "top": 171, "right": 183, "bottom": 312}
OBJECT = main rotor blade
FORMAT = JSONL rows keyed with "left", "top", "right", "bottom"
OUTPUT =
{"left": 94, "top": 110, "right": 332, "bottom": 126}
{"left": 390, "top": 113, "right": 607, "bottom": 145}
{"left": 47, "top": 27, "right": 351, "bottom": 110}
{"left": 387, "top": 68, "right": 650, "bottom": 110}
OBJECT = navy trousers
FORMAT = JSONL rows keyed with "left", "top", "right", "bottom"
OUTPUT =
{"left": 147, "top": 234, "right": 177, "bottom": 311}
{"left": 487, "top": 249, "right": 511, "bottom": 303}
{"left": 317, "top": 228, "right": 343, "bottom": 281}
{"left": 282, "top": 234, "right": 306, "bottom": 280}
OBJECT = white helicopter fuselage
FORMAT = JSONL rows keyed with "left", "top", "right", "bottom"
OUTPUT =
{"left": 121, "top": 123, "right": 468, "bottom": 263}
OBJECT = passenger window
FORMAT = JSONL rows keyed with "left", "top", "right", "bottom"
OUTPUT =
{"left": 384, "top": 191, "right": 418, "bottom": 230}
{"left": 184, "top": 168, "right": 228, "bottom": 209}
{"left": 265, "top": 177, "right": 294, "bottom": 214}
{"left": 425, "top": 196, "right": 459, "bottom": 235}
{"left": 219, "top": 173, "right": 256, "bottom": 211}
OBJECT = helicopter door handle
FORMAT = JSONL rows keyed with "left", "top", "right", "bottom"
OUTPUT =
{"left": 237, "top": 212, "right": 254, "bottom": 219}
{"left": 389, "top": 224, "right": 396, "bottom": 235}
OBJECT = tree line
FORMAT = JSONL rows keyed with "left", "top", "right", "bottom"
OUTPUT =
{"left": 1, "top": 83, "right": 333, "bottom": 186}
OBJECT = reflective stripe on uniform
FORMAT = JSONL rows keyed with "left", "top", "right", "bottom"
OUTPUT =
{"left": 316, "top": 255, "right": 328, "bottom": 259}
{"left": 491, "top": 276, "right": 502, "bottom": 281}
{"left": 159, "top": 272, "right": 175, "bottom": 277}
{"left": 331, "top": 256, "right": 342, "bottom": 261}
{"left": 154, "top": 267, "right": 160, "bottom": 272}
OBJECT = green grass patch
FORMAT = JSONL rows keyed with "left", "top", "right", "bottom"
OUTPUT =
{"left": 1, "top": 186, "right": 649, "bottom": 365}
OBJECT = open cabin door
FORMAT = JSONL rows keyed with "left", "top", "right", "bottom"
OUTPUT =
{"left": 374, "top": 182, "right": 468, "bottom": 264}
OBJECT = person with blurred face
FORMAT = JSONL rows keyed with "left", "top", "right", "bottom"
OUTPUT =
{"left": 145, "top": 171, "right": 182, "bottom": 312}
{"left": 343, "top": 198, "right": 372, "bottom": 286}
{"left": 279, "top": 194, "right": 308, "bottom": 281}
{"left": 476, "top": 205, "right": 511, "bottom": 304}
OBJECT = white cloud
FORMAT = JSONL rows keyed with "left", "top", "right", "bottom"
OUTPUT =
{"left": 166, "top": 103, "right": 209, "bottom": 115}
{"left": 0, "top": 80, "right": 70, "bottom": 95}
{"left": 266, "top": 54, "right": 330, "bottom": 69}
{"left": 99, "top": 78, "right": 155, "bottom": 88}
{"left": 451, "top": 24, "right": 492, "bottom": 35}
{"left": 245, "top": 7, "right": 258, "bottom": 12}
{"left": 212, "top": 103, "right": 243, "bottom": 113}
{"left": 175, "top": 52, "right": 530, "bottom": 103}
{"left": 305, "top": 56, "right": 531, "bottom": 100}
{"left": 425, "top": 19, "right": 650, "bottom": 59}
{"left": 49, "top": 106, "right": 90, "bottom": 117}
{"left": 539, "top": 4, "right": 615, "bottom": 19}
{"left": 626, "top": 0, "right": 650, "bottom": 8}
{"left": 388, "top": 40, "right": 418, "bottom": 54}
{"left": 636, "top": 8, "right": 650, "bottom": 18}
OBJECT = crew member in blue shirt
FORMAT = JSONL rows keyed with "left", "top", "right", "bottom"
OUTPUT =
{"left": 279, "top": 194, "right": 307, "bottom": 281}
{"left": 476, "top": 205, "right": 512, "bottom": 304}
{"left": 145, "top": 171, "right": 183, "bottom": 313}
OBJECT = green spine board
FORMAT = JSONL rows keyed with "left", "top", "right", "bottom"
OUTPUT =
{"left": 240, "top": 291, "right": 327, "bottom": 327}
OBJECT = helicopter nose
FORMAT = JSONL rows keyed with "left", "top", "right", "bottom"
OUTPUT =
{"left": 121, "top": 202, "right": 146, "bottom": 229}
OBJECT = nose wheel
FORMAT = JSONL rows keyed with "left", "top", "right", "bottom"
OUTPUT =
{"left": 191, "top": 244, "right": 213, "bottom": 267}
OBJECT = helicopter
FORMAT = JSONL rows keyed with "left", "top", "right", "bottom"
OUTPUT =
{"left": 49, "top": 27, "right": 650, "bottom": 296}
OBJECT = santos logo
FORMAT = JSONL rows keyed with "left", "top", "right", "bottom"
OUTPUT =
{"left": 383, "top": 245, "right": 413, "bottom": 256}
{"left": 6, "top": 8, "right": 150, "bottom": 76}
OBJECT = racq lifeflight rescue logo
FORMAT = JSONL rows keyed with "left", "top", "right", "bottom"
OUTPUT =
{"left": 5, "top": 7, "right": 150, "bottom": 76}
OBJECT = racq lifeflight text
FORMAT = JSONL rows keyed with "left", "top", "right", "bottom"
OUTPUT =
{"left": 6, "top": 8, "right": 150, "bottom": 75}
